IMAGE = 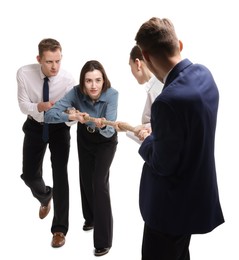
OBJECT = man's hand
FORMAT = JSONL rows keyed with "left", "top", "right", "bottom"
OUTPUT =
{"left": 37, "top": 101, "right": 55, "bottom": 112}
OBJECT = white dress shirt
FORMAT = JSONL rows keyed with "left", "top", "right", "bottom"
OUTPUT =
{"left": 126, "top": 75, "right": 164, "bottom": 144}
{"left": 17, "top": 63, "right": 76, "bottom": 123}
{"left": 141, "top": 75, "right": 164, "bottom": 124}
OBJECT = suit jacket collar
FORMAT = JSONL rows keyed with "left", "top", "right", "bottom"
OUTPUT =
{"left": 163, "top": 59, "right": 192, "bottom": 90}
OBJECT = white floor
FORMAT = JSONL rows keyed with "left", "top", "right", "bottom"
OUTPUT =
{"left": 2, "top": 122, "right": 237, "bottom": 260}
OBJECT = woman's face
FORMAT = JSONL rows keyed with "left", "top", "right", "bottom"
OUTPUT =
{"left": 84, "top": 69, "right": 104, "bottom": 101}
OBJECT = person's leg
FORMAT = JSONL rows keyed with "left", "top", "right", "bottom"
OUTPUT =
{"left": 93, "top": 138, "right": 117, "bottom": 249}
{"left": 77, "top": 132, "right": 94, "bottom": 226}
{"left": 142, "top": 223, "right": 191, "bottom": 260}
{"left": 21, "top": 119, "right": 52, "bottom": 206}
{"left": 49, "top": 124, "right": 70, "bottom": 235}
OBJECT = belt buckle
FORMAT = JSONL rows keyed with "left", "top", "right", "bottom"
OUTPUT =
{"left": 87, "top": 126, "right": 95, "bottom": 133}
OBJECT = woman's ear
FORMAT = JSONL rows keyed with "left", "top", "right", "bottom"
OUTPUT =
{"left": 135, "top": 58, "right": 142, "bottom": 71}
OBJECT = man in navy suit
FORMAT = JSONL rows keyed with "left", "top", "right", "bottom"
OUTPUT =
{"left": 134, "top": 17, "right": 224, "bottom": 260}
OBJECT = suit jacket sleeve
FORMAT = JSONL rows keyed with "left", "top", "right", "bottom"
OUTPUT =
{"left": 139, "top": 98, "right": 184, "bottom": 176}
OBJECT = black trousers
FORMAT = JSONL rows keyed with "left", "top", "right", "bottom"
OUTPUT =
{"left": 77, "top": 124, "right": 118, "bottom": 249}
{"left": 142, "top": 223, "right": 191, "bottom": 260}
{"left": 21, "top": 117, "right": 70, "bottom": 235}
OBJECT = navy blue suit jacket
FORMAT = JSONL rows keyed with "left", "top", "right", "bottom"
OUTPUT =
{"left": 138, "top": 59, "right": 224, "bottom": 235}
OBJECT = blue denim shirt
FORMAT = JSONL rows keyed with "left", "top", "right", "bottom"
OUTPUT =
{"left": 44, "top": 85, "right": 118, "bottom": 138}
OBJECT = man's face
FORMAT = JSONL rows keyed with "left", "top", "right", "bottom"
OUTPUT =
{"left": 37, "top": 49, "right": 62, "bottom": 77}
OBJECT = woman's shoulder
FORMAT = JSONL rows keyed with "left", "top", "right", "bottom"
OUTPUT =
{"left": 100, "top": 87, "right": 118, "bottom": 102}
{"left": 106, "top": 86, "right": 118, "bottom": 95}
{"left": 66, "top": 85, "right": 81, "bottom": 97}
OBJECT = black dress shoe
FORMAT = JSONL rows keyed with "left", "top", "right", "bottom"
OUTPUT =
{"left": 94, "top": 247, "right": 110, "bottom": 256}
{"left": 83, "top": 222, "right": 94, "bottom": 231}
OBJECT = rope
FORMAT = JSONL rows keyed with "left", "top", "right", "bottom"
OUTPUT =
{"left": 83, "top": 115, "right": 137, "bottom": 133}
{"left": 65, "top": 107, "right": 137, "bottom": 133}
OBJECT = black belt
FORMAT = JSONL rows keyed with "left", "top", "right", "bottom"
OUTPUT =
{"left": 28, "top": 115, "right": 44, "bottom": 125}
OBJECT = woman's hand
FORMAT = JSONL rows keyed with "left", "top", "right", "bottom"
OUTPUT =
{"left": 137, "top": 128, "right": 151, "bottom": 141}
{"left": 113, "top": 121, "right": 129, "bottom": 132}
{"left": 68, "top": 111, "right": 89, "bottom": 124}
{"left": 94, "top": 117, "right": 106, "bottom": 129}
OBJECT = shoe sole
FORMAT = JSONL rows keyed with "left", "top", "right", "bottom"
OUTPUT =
{"left": 83, "top": 226, "right": 94, "bottom": 231}
{"left": 51, "top": 242, "right": 65, "bottom": 248}
{"left": 94, "top": 248, "right": 110, "bottom": 256}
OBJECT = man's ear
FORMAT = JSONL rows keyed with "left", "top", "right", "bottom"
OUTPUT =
{"left": 142, "top": 50, "right": 150, "bottom": 62}
{"left": 179, "top": 40, "right": 183, "bottom": 52}
{"left": 36, "top": 55, "right": 41, "bottom": 63}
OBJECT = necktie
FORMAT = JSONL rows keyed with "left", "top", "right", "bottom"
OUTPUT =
{"left": 42, "top": 77, "right": 49, "bottom": 142}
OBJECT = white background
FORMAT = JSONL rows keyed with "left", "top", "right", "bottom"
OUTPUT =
{"left": 1, "top": 0, "right": 238, "bottom": 259}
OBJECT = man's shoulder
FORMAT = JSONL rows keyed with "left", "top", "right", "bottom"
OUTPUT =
{"left": 58, "top": 68, "right": 76, "bottom": 81}
{"left": 16, "top": 64, "right": 41, "bottom": 81}
{"left": 17, "top": 63, "right": 40, "bottom": 75}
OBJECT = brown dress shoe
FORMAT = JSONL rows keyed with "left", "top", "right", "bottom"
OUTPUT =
{"left": 51, "top": 232, "right": 65, "bottom": 248}
{"left": 39, "top": 199, "right": 51, "bottom": 219}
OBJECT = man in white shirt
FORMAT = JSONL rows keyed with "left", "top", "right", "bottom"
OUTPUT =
{"left": 17, "top": 38, "right": 76, "bottom": 248}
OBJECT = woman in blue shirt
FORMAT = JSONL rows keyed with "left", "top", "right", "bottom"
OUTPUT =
{"left": 45, "top": 60, "right": 118, "bottom": 257}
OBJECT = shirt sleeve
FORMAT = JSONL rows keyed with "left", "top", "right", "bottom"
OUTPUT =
{"left": 17, "top": 68, "right": 42, "bottom": 117}
{"left": 139, "top": 99, "right": 184, "bottom": 176}
{"left": 44, "top": 89, "right": 75, "bottom": 123}
{"left": 99, "top": 89, "right": 118, "bottom": 138}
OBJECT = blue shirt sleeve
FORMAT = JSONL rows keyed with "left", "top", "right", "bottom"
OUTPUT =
{"left": 45, "top": 86, "right": 119, "bottom": 138}
{"left": 98, "top": 88, "right": 118, "bottom": 138}
{"left": 44, "top": 88, "right": 77, "bottom": 123}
